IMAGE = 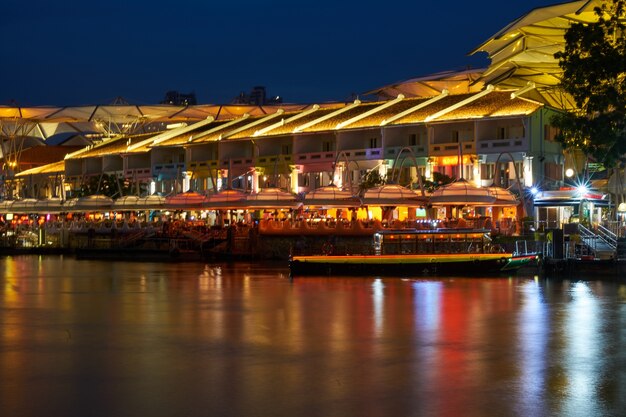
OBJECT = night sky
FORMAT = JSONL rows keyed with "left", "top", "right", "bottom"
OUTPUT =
{"left": 2, "top": 0, "right": 559, "bottom": 107}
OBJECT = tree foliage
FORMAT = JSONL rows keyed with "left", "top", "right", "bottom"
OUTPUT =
{"left": 552, "top": 0, "right": 626, "bottom": 168}
{"left": 422, "top": 171, "right": 455, "bottom": 193}
{"left": 76, "top": 174, "right": 142, "bottom": 198}
{"left": 358, "top": 169, "right": 386, "bottom": 195}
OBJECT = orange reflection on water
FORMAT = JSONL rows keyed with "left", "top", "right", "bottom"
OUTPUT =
{"left": 1, "top": 258, "right": 626, "bottom": 417}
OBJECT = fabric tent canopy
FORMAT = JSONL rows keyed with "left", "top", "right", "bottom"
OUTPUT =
{"left": 5, "top": 198, "right": 38, "bottom": 213}
{"left": 140, "top": 195, "right": 166, "bottom": 209}
{"left": 470, "top": 0, "right": 609, "bottom": 110}
{"left": 244, "top": 188, "right": 301, "bottom": 209}
{"left": 204, "top": 189, "right": 247, "bottom": 209}
{"left": 361, "top": 184, "right": 426, "bottom": 207}
{"left": 365, "top": 68, "right": 485, "bottom": 99}
{"left": 112, "top": 195, "right": 167, "bottom": 211}
{"left": 74, "top": 195, "right": 114, "bottom": 211}
{"left": 112, "top": 196, "right": 141, "bottom": 210}
{"left": 429, "top": 179, "right": 496, "bottom": 205}
{"left": 303, "top": 185, "right": 361, "bottom": 209}
{"left": 34, "top": 198, "right": 65, "bottom": 213}
{"left": 486, "top": 186, "right": 519, "bottom": 207}
{"left": 165, "top": 191, "right": 208, "bottom": 210}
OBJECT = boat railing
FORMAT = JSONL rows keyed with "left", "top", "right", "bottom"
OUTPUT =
{"left": 602, "top": 220, "right": 625, "bottom": 238}
{"left": 290, "top": 241, "right": 376, "bottom": 257}
{"left": 259, "top": 218, "right": 383, "bottom": 236}
{"left": 577, "top": 224, "right": 599, "bottom": 252}
{"left": 514, "top": 240, "right": 544, "bottom": 257}
{"left": 573, "top": 224, "right": 614, "bottom": 257}
{"left": 596, "top": 224, "right": 617, "bottom": 249}
{"left": 116, "top": 230, "right": 148, "bottom": 247}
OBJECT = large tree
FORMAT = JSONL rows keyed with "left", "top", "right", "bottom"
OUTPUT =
{"left": 552, "top": 0, "right": 626, "bottom": 168}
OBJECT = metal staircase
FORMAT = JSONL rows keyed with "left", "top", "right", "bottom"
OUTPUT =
{"left": 577, "top": 224, "right": 617, "bottom": 260}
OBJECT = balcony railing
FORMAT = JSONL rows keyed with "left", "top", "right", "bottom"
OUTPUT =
{"left": 123, "top": 168, "right": 152, "bottom": 179}
{"left": 153, "top": 162, "right": 186, "bottom": 173}
{"left": 429, "top": 141, "right": 475, "bottom": 155}
{"left": 477, "top": 137, "right": 529, "bottom": 152}
{"left": 385, "top": 145, "right": 427, "bottom": 158}
{"left": 294, "top": 148, "right": 383, "bottom": 164}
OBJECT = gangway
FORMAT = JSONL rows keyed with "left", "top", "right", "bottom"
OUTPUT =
{"left": 576, "top": 224, "right": 616, "bottom": 260}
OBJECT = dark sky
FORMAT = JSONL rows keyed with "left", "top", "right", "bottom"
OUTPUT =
{"left": 1, "top": 0, "right": 559, "bottom": 106}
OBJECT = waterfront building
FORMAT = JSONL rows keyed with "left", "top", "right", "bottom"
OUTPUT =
{"left": 1, "top": 0, "right": 616, "bottom": 230}
{"left": 9, "top": 88, "right": 561, "bottom": 224}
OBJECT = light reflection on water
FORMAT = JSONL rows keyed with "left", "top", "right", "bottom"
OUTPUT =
{"left": 1, "top": 256, "right": 626, "bottom": 417}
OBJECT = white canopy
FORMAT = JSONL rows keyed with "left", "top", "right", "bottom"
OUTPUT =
{"left": 486, "top": 186, "right": 519, "bottom": 207}
{"left": 429, "top": 180, "right": 496, "bottom": 206}
{"left": 165, "top": 191, "right": 208, "bottom": 210}
{"left": 112, "top": 196, "right": 142, "bottom": 210}
{"left": 203, "top": 189, "right": 248, "bottom": 210}
{"left": 470, "top": 0, "right": 608, "bottom": 110}
{"left": 303, "top": 185, "right": 361, "bottom": 209}
{"left": 140, "top": 195, "right": 166, "bottom": 209}
{"left": 366, "top": 68, "right": 485, "bottom": 100}
{"left": 6, "top": 198, "right": 38, "bottom": 213}
{"left": 34, "top": 198, "right": 65, "bottom": 213}
{"left": 244, "top": 188, "right": 301, "bottom": 209}
{"left": 74, "top": 195, "right": 114, "bottom": 211}
{"left": 362, "top": 184, "right": 426, "bottom": 207}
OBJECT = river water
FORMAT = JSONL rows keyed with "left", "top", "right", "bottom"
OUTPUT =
{"left": 1, "top": 256, "right": 625, "bottom": 417}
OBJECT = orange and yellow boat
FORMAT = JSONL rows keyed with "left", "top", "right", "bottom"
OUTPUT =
{"left": 289, "top": 228, "right": 538, "bottom": 276}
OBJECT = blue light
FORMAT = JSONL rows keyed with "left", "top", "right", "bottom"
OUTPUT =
{"left": 530, "top": 186, "right": 539, "bottom": 195}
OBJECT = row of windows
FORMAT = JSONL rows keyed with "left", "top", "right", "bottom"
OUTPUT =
{"left": 258, "top": 125, "right": 556, "bottom": 154}
{"left": 480, "top": 162, "right": 525, "bottom": 180}
{"left": 322, "top": 125, "right": 553, "bottom": 151}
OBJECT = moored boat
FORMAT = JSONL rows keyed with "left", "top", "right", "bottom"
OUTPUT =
{"left": 289, "top": 228, "right": 538, "bottom": 277}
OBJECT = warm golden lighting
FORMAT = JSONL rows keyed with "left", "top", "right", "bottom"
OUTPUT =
{"left": 436, "top": 155, "right": 472, "bottom": 166}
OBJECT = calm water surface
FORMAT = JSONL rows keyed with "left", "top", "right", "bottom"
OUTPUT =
{"left": 1, "top": 255, "right": 626, "bottom": 417}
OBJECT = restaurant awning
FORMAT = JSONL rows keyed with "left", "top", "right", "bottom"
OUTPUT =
{"left": 486, "top": 186, "right": 519, "bottom": 207}
{"left": 112, "top": 195, "right": 167, "bottom": 211}
{"left": 164, "top": 191, "right": 208, "bottom": 210}
{"left": 34, "top": 198, "right": 65, "bottom": 213}
{"left": 74, "top": 195, "right": 114, "bottom": 211}
{"left": 140, "top": 195, "right": 166, "bottom": 210}
{"left": 302, "top": 185, "right": 361, "bottom": 209}
{"left": 112, "top": 196, "right": 141, "bottom": 211}
{"left": 429, "top": 179, "right": 496, "bottom": 206}
{"left": 361, "top": 184, "right": 426, "bottom": 207}
{"left": 204, "top": 189, "right": 247, "bottom": 210}
{"left": 6, "top": 199, "right": 38, "bottom": 214}
{"left": 244, "top": 188, "right": 301, "bottom": 210}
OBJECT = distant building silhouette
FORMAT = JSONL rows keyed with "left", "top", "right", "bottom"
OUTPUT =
{"left": 161, "top": 91, "right": 197, "bottom": 106}
{"left": 232, "top": 86, "right": 282, "bottom": 105}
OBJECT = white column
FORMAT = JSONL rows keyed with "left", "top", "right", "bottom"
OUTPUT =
{"left": 290, "top": 167, "right": 299, "bottom": 194}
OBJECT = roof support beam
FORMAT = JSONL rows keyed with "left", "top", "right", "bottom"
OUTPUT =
{"left": 335, "top": 94, "right": 404, "bottom": 130}
{"left": 425, "top": 85, "right": 495, "bottom": 122}
{"left": 67, "top": 114, "right": 202, "bottom": 159}
{"left": 219, "top": 109, "right": 284, "bottom": 140}
{"left": 126, "top": 116, "right": 215, "bottom": 151}
{"left": 188, "top": 114, "right": 251, "bottom": 143}
{"left": 511, "top": 82, "right": 536, "bottom": 99}
{"left": 253, "top": 105, "right": 320, "bottom": 136}
{"left": 293, "top": 100, "right": 361, "bottom": 133}
{"left": 380, "top": 90, "right": 449, "bottom": 126}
